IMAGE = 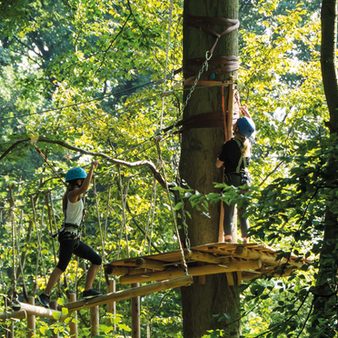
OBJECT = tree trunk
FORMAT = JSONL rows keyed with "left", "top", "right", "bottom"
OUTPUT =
{"left": 311, "top": 0, "right": 338, "bottom": 336}
{"left": 180, "top": 1, "right": 240, "bottom": 337}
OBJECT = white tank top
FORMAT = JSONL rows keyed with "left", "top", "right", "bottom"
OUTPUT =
{"left": 65, "top": 198, "right": 84, "bottom": 226}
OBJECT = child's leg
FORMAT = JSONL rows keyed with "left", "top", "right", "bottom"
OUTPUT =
{"left": 224, "top": 202, "right": 235, "bottom": 241}
{"left": 45, "top": 267, "right": 63, "bottom": 295}
{"left": 73, "top": 241, "right": 102, "bottom": 290}
{"left": 45, "top": 239, "right": 77, "bottom": 294}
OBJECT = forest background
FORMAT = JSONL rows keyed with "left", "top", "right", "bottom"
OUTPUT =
{"left": 0, "top": 0, "right": 337, "bottom": 337}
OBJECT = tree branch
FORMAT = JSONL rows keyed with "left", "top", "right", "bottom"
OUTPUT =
{"left": 0, "top": 137, "right": 169, "bottom": 188}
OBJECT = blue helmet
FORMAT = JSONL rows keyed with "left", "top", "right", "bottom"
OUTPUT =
{"left": 236, "top": 117, "right": 256, "bottom": 138}
{"left": 65, "top": 167, "right": 87, "bottom": 182}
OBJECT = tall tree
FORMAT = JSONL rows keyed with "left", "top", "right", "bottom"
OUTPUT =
{"left": 311, "top": 0, "right": 338, "bottom": 336}
{"left": 180, "top": 1, "right": 240, "bottom": 337}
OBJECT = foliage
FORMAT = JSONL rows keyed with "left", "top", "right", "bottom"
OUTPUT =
{"left": 0, "top": 0, "right": 334, "bottom": 337}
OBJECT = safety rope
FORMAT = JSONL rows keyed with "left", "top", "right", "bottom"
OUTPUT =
{"left": 154, "top": 139, "right": 190, "bottom": 275}
{"left": 93, "top": 176, "right": 105, "bottom": 291}
{"left": 8, "top": 186, "right": 18, "bottom": 302}
{"left": 145, "top": 178, "right": 158, "bottom": 255}
{"left": 159, "top": 0, "right": 174, "bottom": 130}
{"left": 218, "top": 81, "right": 237, "bottom": 242}
{"left": 104, "top": 185, "right": 112, "bottom": 259}
{"left": 16, "top": 209, "right": 29, "bottom": 302}
{"left": 33, "top": 144, "right": 67, "bottom": 187}
{"left": 117, "top": 167, "right": 130, "bottom": 259}
{"left": 45, "top": 193, "right": 58, "bottom": 265}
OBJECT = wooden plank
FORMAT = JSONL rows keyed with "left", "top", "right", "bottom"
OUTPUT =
{"left": 104, "top": 242, "right": 306, "bottom": 281}
{"left": 186, "top": 251, "right": 229, "bottom": 264}
{"left": 120, "top": 260, "right": 262, "bottom": 284}
{"left": 105, "top": 267, "right": 130, "bottom": 276}
{"left": 135, "top": 258, "right": 165, "bottom": 271}
{"left": 107, "top": 251, "right": 182, "bottom": 267}
{"left": 65, "top": 276, "right": 193, "bottom": 311}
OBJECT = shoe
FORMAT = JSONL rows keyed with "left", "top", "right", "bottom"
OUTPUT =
{"left": 38, "top": 293, "right": 50, "bottom": 308}
{"left": 82, "top": 289, "right": 101, "bottom": 299}
{"left": 224, "top": 234, "right": 233, "bottom": 243}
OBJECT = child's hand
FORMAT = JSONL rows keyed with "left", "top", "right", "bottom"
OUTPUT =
{"left": 92, "top": 160, "right": 99, "bottom": 169}
{"left": 240, "top": 105, "right": 252, "bottom": 119}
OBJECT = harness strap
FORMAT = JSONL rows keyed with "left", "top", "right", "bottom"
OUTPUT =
{"left": 233, "top": 138, "right": 244, "bottom": 173}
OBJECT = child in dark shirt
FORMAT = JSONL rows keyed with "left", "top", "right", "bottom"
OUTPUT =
{"left": 216, "top": 112, "right": 255, "bottom": 243}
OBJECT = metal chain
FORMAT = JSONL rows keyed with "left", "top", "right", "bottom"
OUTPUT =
{"left": 181, "top": 42, "right": 217, "bottom": 114}
{"left": 175, "top": 41, "right": 220, "bottom": 252}
{"left": 180, "top": 195, "right": 191, "bottom": 251}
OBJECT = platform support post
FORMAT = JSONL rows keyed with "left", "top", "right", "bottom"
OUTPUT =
{"left": 107, "top": 278, "right": 116, "bottom": 314}
{"left": 131, "top": 283, "right": 141, "bottom": 338}
{"left": 27, "top": 296, "right": 36, "bottom": 337}
{"left": 50, "top": 301, "right": 59, "bottom": 338}
{"left": 90, "top": 306, "right": 99, "bottom": 336}
{"left": 68, "top": 293, "right": 78, "bottom": 337}
{"left": 107, "top": 278, "right": 117, "bottom": 331}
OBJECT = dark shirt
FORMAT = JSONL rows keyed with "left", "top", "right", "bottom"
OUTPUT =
{"left": 218, "top": 139, "right": 249, "bottom": 173}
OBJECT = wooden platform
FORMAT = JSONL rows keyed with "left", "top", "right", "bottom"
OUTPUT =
{"left": 105, "top": 242, "right": 306, "bottom": 285}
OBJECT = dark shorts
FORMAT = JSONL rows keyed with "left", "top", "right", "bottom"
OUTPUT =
{"left": 56, "top": 236, "right": 102, "bottom": 272}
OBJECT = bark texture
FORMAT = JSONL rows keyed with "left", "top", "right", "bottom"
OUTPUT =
{"left": 311, "top": 1, "right": 338, "bottom": 336}
{"left": 180, "top": 1, "right": 240, "bottom": 337}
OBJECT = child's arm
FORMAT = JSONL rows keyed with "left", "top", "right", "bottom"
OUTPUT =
{"left": 69, "top": 161, "right": 99, "bottom": 201}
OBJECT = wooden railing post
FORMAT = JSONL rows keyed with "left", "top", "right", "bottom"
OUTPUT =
{"left": 131, "top": 283, "right": 140, "bottom": 338}
{"left": 90, "top": 306, "right": 99, "bottom": 336}
{"left": 27, "top": 296, "right": 36, "bottom": 337}
{"left": 107, "top": 278, "right": 117, "bottom": 331}
{"left": 50, "top": 301, "right": 59, "bottom": 338}
{"left": 67, "top": 293, "right": 78, "bottom": 337}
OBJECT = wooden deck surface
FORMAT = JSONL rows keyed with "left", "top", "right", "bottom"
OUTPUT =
{"left": 104, "top": 242, "right": 306, "bottom": 285}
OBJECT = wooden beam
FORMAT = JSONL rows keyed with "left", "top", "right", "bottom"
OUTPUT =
{"left": 119, "top": 260, "right": 261, "bottom": 284}
{"left": 135, "top": 258, "right": 165, "bottom": 271}
{"left": 234, "top": 247, "right": 304, "bottom": 268}
{"left": 0, "top": 310, "right": 26, "bottom": 321}
{"left": 234, "top": 247, "right": 280, "bottom": 265}
{"left": 186, "top": 250, "right": 230, "bottom": 264}
{"left": 9, "top": 302, "right": 64, "bottom": 320}
{"left": 65, "top": 276, "right": 193, "bottom": 312}
{"left": 0, "top": 278, "right": 192, "bottom": 323}
{"left": 105, "top": 267, "right": 130, "bottom": 276}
